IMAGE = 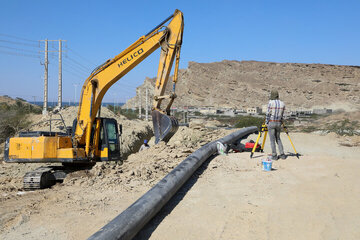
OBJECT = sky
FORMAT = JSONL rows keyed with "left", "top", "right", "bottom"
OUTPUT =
{"left": 0, "top": 0, "right": 359, "bottom": 103}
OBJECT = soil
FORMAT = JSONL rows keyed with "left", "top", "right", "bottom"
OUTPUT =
{"left": 124, "top": 60, "right": 360, "bottom": 111}
{"left": 1, "top": 127, "right": 359, "bottom": 239}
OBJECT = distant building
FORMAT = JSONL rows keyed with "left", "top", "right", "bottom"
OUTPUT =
{"left": 199, "top": 107, "right": 216, "bottom": 115}
{"left": 247, "top": 107, "right": 262, "bottom": 115}
{"left": 288, "top": 108, "right": 312, "bottom": 117}
{"left": 222, "top": 109, "right": 235, "bottom": 117}
{"left": 234, "top": 108, "right": 246, "bottom": 114}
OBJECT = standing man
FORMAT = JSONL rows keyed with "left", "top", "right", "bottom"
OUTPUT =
{"left": 266, "top": 90, "right": 286, "bottom": 160}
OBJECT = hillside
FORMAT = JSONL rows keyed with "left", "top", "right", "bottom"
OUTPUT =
{"left": 123, "top": 60, "right": 360, "bottom": 111}
{"left": 0, "top": 95, "right": 39, "bottom": 107}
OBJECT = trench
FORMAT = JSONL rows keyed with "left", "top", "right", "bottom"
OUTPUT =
{"left": 120, "top": 125, "right": 154, "bottom": 160}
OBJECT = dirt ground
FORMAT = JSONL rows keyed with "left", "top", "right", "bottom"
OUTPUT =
{"left": 1, "top": 128, "right": 360, "bottom": 239}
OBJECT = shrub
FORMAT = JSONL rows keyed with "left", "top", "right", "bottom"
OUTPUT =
{"left": 326, "top": 119, "right": 359, "bottom": 136}
{"left": 234, "top": 116, "right": 264, "bottom": 129}
{"left": 0, "top": 100, "right": 40, "bottom": 144}
{"left": 301, "top": 125, "right": 319, "bottom": 133}
{"left": 107, "top": 105, "right": 139, "bottom": 120}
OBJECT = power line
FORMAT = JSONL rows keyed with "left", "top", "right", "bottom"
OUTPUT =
{"left": 63, "top": 61, "right": 89, "bottom": 76}
{"left": 65, "top": 46, "right": 97, "bottom": 66}
{"left": 63, "top": 57, "right": 91, "bottom": 74}
{"left": 63, "top": 68, "right": 87, "bottom": 79}
{"left": 0, "top": 45, "right": 41, "bottom": 54}
{"left": 0, "top": 33, "right": 39, "bottom": 43}
{"left": 0, "top": 39, "right": 39, "bottom": 48}
{"left": 51, "top": 44, "right": 92, "bottom": 73}
{"left": 0, "top": 50, "right": 41, "bottom": 58}
{"left": 65, "top": 55, "right": 92, "bottom": 72}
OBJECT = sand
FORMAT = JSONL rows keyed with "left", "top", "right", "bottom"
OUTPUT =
{"left": 1, "top": 130, "right": 359, "bottom": 239}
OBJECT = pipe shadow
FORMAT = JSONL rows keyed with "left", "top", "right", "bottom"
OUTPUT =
{"left": 133, "top": 155, "right": 216, "bottom": 240}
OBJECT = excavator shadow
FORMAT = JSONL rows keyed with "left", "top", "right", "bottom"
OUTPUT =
{"left": 133, "top": 155, "right": 215, "bottom": 239}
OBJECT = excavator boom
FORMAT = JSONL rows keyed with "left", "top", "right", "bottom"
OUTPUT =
{"left": 75, "top": 9, "right": 184, "bottom": 154}
{"left": 4, "top": 9, "right": 184, "bottom": 189}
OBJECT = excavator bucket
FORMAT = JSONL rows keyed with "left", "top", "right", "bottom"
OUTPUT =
{"left": 152, "top": 110, "right": 179, "bottom": 144}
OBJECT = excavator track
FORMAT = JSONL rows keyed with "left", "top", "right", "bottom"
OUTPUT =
{"left": 23, "top": 167, "right": 56, "bottom": 190}
{"left": 23, "top": 166, "right": 68, "bottom": 190}
{"left": 23, "top": 164, "right": 94, "bottom": 190}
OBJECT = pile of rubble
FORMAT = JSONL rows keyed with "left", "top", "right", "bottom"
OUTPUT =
{"left": 0, "top": 105, "right": 233, "bottom": 195}
{"left": 62, "top": 126, "right": 233, "bottom": 192}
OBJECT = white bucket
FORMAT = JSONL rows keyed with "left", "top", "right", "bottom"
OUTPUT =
{"left": 262, "top": 157, "right": 272, "bottom": 171}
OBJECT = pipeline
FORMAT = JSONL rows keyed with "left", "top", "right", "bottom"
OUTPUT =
{"left": 88, "top": 126, "right": 258, "bottom": 240}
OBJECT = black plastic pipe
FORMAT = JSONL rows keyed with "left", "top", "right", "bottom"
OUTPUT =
{"left": 88, "top": 126, "right": 258, "bottom": 240}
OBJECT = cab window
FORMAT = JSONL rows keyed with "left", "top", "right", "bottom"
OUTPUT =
{"left": 106, "top": 122, "right": 117, "bottom": 151}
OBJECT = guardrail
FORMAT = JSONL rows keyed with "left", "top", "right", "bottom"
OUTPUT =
{"left": 88, "top": 126, "right": 258, "bottom": 240}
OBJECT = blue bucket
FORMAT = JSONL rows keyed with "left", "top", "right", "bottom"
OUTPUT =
{"left": 262, "top": 159, "right": 272, "bottom": 171}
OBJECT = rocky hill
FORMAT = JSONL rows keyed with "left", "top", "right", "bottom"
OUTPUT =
{"left": 123, "top": 60, "right": 360, "bottom": 112}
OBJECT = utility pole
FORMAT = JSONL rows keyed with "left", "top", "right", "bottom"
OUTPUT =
{"left": 126, "top": 98, "right": 128, "bottom": 112}
{"left": 32, "top": 96, "right": 37, "bottom": 105}
{"left": 112, "top": 92, "right": 117, "bottom": 112}
{"left": 186, "top": 107, "right": 189, "bottom": 123}
{"left": 138, "top": 89, "right": 142, "bottom": 119}
{"left": 145, "top": 87, "right": 149, "bottom": 121}
{"left": 40, "top": 39, "right": 66, "bottom": 113}
{"left": 42, "top": 39, "right": 48, "bottom": 115}
{"left": 58, "top": 40, "right": 63, "bottom": 108}
{"left": 73, "top": 83, "right": 79, "bottom": 105}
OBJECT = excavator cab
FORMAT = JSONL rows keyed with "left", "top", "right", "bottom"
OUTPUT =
{"left": 75, "top": 117, "right": 121, "bottom": 162}
{"left": 98, "top": 118, "right": 121, "bottom": 161}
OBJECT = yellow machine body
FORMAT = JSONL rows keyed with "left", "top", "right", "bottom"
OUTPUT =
{"left": 5, "top": 117, "right": 119, "bottom": 163}
{"left": 7, "top": 136, "right": 85, "bottom": 163}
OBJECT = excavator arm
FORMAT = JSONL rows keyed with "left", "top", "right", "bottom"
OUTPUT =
{"left": 74, "top": 9, "right": 184, "bottom": 156}
{"left": 4, "top": 10, "right": 183, "bottom": 189}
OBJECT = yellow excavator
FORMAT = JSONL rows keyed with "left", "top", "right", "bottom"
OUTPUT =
{"left": 4, "top": 9, "right": 184, "bottom": 189}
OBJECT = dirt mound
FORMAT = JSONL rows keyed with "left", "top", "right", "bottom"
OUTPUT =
{"left": 0, "top": 104, "right": 232, "bottom": 195}
{"left": 62, "top": 127, "right": 233, "bottom": 191}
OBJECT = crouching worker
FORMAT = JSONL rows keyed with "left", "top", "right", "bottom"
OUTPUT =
{"left": 139, "top": 139, "right": 150, "bottom": 152}
{"left": 266, "top": 90, "right": 286, "bottom": 160}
